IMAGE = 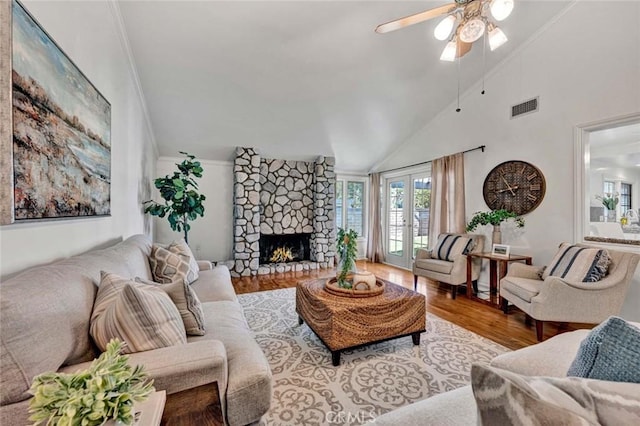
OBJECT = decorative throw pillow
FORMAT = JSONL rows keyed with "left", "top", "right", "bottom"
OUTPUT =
{"left": 471, "top": 363, "right": 640, "bottom": 426}
{"left": 567, "top": 316, "right": 640, "bottom": 383}
{"left": 541, "top": 243, "right": 610, "bottom": 282}
{"left": 91, "top": 272, "right": 187, "bottom": 353}
{"left": 136, "top": 277, "right": 206, "bottom": 336}
{"left": 150, "top": 239, "right": 199, "bottom": 284}
{"left": 433, "top": 234, "right": 473, "bottom": 261}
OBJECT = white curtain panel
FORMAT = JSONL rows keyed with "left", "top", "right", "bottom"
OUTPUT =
{"left": 428, "top": 153, "right": 466, "bottom": 248}
{"left": 366, "top": 172, "right": 385, "bottom": 262}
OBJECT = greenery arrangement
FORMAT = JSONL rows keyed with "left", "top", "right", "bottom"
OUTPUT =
{"left": 595, "top": 192, "right": 619, "bottom": 210}
{"left": 466, "top": 209, "right": 525, "bottom": 232}
{"left": 336, "top": 228, "right": 359, "bottom": 288}
{"left": 29, "top": 339, "right": 154, "bottom": 426}
{"left": 144, "top": 152, "right": 206, "bottom": 244}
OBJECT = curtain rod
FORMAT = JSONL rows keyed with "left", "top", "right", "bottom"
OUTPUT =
{"left": 371, "top": 145, "right": 485, "bottom": 175}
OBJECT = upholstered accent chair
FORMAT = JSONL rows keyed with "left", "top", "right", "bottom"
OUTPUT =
{"left": 500, "top": 243, "right": 640, "bottom": 341}
{"left": 413, "top": 233, "right": 485, "bottom": 299}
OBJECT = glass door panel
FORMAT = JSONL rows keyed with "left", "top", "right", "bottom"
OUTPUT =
{"left": 384, "top": 173, "right": 431, "bottom": 269}
{"left": 385, "top": 177, "right": 408, "bottom": 268}
{"left": 412, "top": 176, "right": 431, "bottom": 257}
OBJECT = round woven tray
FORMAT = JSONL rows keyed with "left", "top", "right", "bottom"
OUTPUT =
{"left": 324, "top": 276, "right": 385, "bottom": 298}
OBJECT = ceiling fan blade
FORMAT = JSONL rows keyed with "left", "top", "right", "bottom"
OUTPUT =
{"left": 375, "top": 3, "right": 457, "bottom": 34}
{"left": 456, "top": 39, "right": 472, "bottom": 58}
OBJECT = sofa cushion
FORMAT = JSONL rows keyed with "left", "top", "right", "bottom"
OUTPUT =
{"left": 372, "top": 385, "right": 477, "bottom": 425}
{"left": 189, "top": 301, "right": 272, "bottom": 426}
{"left": 491, "top": 328, "right": 590, "bottom": 377}
{"left": 190, "top": 266, "right": 238, "bottom": 303}
{"left": 150, "top": 240, "right": 199, "bottom": 284}
{"left": 500, "top": 276, "right": 543, "bottom": 302}
{"left": 137, "top": 277, "right": 206, "bottom": 336}
{"left": 567, "top": 316, "right": 640, "bottom": 383}
{"left": 542, "top": 243, "right": 610, "bottom": 282}
{"left": 433, "top": 234, "right": 473, "bottom": 261}
{"left": 91, "top": 272, "right": 187, "bottom": 353}
{"left": 414, "top": 258, "right": 454, "bottom": 274}
{"left": 471, "top": 363, "right": 640, "bottom": 425}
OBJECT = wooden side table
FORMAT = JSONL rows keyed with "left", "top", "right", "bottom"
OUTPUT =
{"left": 133, "top": 390, "right": 166, "bottom": 426}
{"left": 466, "top": 252, "right": 532, "bottom": 306}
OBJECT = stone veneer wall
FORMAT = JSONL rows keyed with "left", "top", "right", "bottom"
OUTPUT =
{"left": 233, "top": 147, "right": 335, "bottom": 276}
{"left": 259, "top": 159, "right": 314, "bottom": 235}
{"left": 233, "top": 147, "right": 261, "bottom": 276}
{"left": 310, "top": 156, "right": 336, "bottom": 268}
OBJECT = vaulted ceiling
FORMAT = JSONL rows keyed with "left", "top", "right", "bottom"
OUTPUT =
{"left": 119, "top": 0, "right": 571, "bottom": 172}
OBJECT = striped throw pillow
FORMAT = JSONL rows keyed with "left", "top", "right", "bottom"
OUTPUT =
{"left": 150, "top": 240, "right": 199, "bottom": 284}
{"left": 91, "top": 272, "right": 187, "bottom": 353}
{"left": 542, "top": 243, "right": 611, "bottom": 282}
{"left": 136, "top": 277, "right": 206, "bottom": 336}
{"left": 433, "top": 234, "right": 474, "bottom": 261}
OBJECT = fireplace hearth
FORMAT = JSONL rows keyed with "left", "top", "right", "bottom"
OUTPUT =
{"left": 259, "top": 233, "right": 311, "bottom": 264}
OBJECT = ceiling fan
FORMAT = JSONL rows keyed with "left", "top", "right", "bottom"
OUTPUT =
{"left": 376, "top": 0, "right": 514, "bottom": 61}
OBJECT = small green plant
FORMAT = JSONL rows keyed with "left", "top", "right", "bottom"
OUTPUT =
{"left": 144, "top": 152, "right": 206, "bottom": 244}
{"left": 29, "top": 339, "right": 154, "bottom": 426}
{"left": 336, "top": 228, "right": 359, "bottom": 288}
{"left": 466, "top": 209, "right": 525, "bottom": 232}
{"left": 595, "top": 193, "right": 619, "bottom": 210}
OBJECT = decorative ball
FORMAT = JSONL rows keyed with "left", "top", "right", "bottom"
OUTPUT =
{"left": 352, "top": 272, "right": 376, "bottom": 290}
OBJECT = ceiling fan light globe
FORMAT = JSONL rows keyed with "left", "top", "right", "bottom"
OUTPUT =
{"left": 459, "top": 18, "right": 486, "bottom": 43}
{"left": 434, "top": 15, "right": 456, "bottom": 41}
{"left": 488, "top": 26, "right": 508, "bottom": 50}
{"left": 440, "top": 40, "right": 457, "bottom": 61}
{"left": 490, "top": 0, "right": 514, "bottom": 21}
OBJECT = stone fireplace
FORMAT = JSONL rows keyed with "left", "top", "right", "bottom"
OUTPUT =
{"left": 232, "top": 147, "right": 336, "bottom": 276}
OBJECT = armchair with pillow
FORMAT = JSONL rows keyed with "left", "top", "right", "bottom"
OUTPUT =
{"left": 413, "top": 233, "right": 484, "bottom": 299}
{"left": 500, "top": 242, "right": 640, "bottom": 341}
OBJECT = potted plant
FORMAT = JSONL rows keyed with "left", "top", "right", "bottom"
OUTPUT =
{"left": 29, "top": 339, "right": 154, "bottom": 426}
{"left": 595, "top": 192, "right": 619, "bottom": 222}
{"left": 144, "top": 152, "right": 206, "bottom": 244}
{"left": 336, "top": 228, "right": 358, "bottom": 288}
{"left": 466, "top": 209, "right": 525, "bottom": 245}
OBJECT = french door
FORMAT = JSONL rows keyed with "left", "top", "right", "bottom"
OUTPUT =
{"left": 384, "top": 173, "right": 431, "bottom": 269}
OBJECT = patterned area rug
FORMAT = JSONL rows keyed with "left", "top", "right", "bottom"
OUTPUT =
{"left": 237, "top": 287, "right": 509, "bottom": 425}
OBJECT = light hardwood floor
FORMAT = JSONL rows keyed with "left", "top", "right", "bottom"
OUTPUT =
{"left": 232, "top": 260, "right": 593, "bottom": 350}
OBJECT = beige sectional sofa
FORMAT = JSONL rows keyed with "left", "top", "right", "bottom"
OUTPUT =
{"left": 373, "top": 324, "right": 639, "bottom": 425}
{"left": 0, "top": 235, "right": 271, "bottom": 425}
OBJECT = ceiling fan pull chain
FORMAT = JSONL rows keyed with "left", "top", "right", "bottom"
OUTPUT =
{"left": 481, "top": 31, "right": 486, "bottom": 95}
{"left": 456, "top": 57, "right": 461, "bottom": 112}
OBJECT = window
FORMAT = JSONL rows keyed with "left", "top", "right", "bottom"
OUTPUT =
{"left": 620, "top": 183, "right": 632, "bottom": 213}
{"left": 335, "top": 181, "right": 343, "bottom": 229}
{"left": 603, "top": 181, "right": 615, "bottom": 196}
{"left": 335, "top": 179, "right": 366, "bottom": 238}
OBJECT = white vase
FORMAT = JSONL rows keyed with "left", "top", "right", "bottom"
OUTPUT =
{"left": 492, "top": 225, "right": 502, "bottom": 245}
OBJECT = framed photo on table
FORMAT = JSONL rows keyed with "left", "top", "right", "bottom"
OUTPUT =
{"left": 492, "top": 244, "right": 510, "bottom": 257}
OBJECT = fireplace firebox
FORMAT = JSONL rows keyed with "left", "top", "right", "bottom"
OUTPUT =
{"left": 259, "top": 233, "right": 312, "bottom": 264}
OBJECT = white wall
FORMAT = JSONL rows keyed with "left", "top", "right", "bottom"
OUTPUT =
{"left": 375, "top": 1, "right": 640, "bottom": 320}
{"left": 153, "top": 158, "right": 234, "bottom": 262}
{"left": 0, "top": 1, "right": 156, "bottom": 278}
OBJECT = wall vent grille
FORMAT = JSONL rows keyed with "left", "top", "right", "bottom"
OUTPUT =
{"left": 511, "top": 97, "right": 539, "bottom": 119}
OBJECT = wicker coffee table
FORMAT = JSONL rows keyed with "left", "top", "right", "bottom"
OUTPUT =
{"left": 296, "top": 278, "right": 426, "bottom": 366}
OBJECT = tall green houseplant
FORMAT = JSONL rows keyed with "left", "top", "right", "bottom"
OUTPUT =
{"left": 336, "top": 228, "right": 358, "bottom": 288}
{"left": 144, "top": 152, "right": 206, "bottom": 244}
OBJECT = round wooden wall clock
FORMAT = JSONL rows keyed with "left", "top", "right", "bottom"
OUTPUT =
{"left": 482, "top": 160, "right": 546, "bottom": 215}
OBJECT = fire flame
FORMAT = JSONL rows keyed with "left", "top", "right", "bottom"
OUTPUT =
{"left": 270, "top": 247, "right": 294, "bottom": 263}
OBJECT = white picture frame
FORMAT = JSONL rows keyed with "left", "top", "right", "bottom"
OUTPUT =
{"left": 492, "top": 244, "right": 510, "bottom": 257}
